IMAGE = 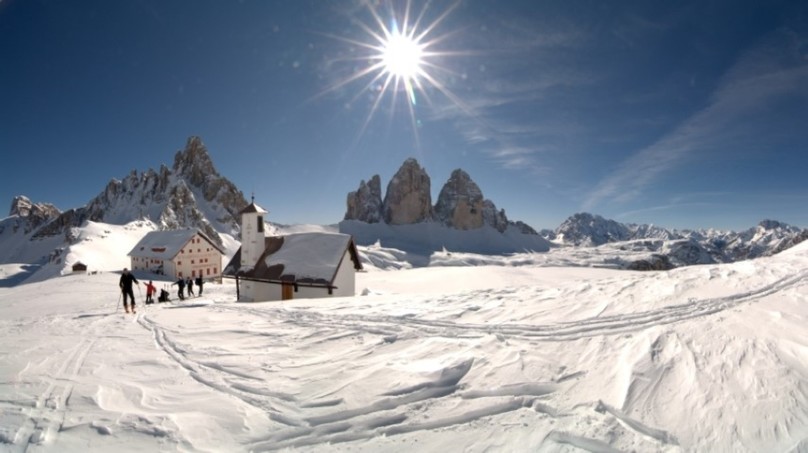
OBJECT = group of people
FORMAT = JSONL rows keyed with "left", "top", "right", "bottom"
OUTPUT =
{"left": 118, "top": 268, "right": 206, "bottom": 313}
{"left": 172, "top": 276, "right": 204, "bottom": 301}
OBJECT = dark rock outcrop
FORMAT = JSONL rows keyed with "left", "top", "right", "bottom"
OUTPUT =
{"left": 382, "top": 158, "right": 433, "bottom": 225}
{"left": 627, "top": 254, "right": 674, "bottom": 271}
{"left": 345, "top": 175, "right": 383, "bottom": 223}
{"left": 6, "top": 196, "right": 61, "bottom": 235}
{"left": 434, "top": 169, "right": 485, "bottom": 230}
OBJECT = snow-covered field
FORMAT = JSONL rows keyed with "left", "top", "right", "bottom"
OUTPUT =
{"left": 1, "top": 238, "right": 808, "bottom": 452}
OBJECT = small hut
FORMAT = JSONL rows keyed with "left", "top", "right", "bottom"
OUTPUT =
{"left": 72, "top": 262, "right": 88, "bottom": 273}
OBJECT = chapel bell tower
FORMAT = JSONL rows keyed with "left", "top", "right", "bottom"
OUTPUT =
{"left": 240, "top": 197, "right": 268, "bottom": 268}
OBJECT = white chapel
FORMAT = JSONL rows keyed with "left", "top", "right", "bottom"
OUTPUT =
{"left": 223, "top": 200, "right": 363, "bottom": 302}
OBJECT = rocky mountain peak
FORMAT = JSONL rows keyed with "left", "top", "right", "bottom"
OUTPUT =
{"left": 6, "top": 195, "right": 61, "bottom": 235}
{"left": 382, "top": 158, "right": 433, "bottom": 225}
{"left": 173, "top": 136, "right": 217, "bottom": 188}
{"left": 757, "top": 219, "right": 791, "bottom": 231}
{"left": 345, "top": 175, "right": 383, "bottom": 223}
{"left": 9, "top": 195, "right": 33, "bottom": 217}
{"left": 28, "top": 136, "right": 247, "bottom": 247}
{"left": 434, "top": 169, "right": 485, "bottom": 230}
{"left": 344, "top": 159, "right": 536, "bottom": 235}
{"left": 556, "top": 212, "right": 632, "bottom": 246}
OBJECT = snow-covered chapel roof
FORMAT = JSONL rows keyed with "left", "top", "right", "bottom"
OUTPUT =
{"left": 128, "top": 229, "right": 224, "bottom": 260}
{"left": 224, "top": 232, "right": 362, "bottom": 286}
{"left": 239, "top": 201, "right": 267, "bottom": 215}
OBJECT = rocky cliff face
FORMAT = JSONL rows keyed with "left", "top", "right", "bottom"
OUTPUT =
{"left": 3, "top": 196, "right": 61, "bottom": 235}
{"left": 27, "top": 136, "right": 247, "bottom": 248}
{"left": 345, "top": 159, "right": 537, "bottom": 234}
{"left": 556, "top": 213, "right": 632, "bottom": 246}
{"left": 434, "top": 169, "right": 485, "bottom": 230}
{"left": 345, "top": 175, "right": 383, "bottom": 223}
{"left": 382, "top": 158, "right": 433, "bottom": 225}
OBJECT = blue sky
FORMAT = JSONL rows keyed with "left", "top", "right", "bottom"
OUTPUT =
{"left": 2, "top": 0, "right": 807, "bottom": 231}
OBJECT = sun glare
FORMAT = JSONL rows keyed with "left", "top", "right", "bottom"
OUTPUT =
{"left": 380, "top": 23, "right": 424, "bottom": 104}
{"left": 382, "top": 29, "right": 423, "bottom": 79}
{"left": 319, "top": 0, "right": 466, "bottom": 144}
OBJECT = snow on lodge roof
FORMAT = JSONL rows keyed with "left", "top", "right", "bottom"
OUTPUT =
{"left": 224, "top": 233, "right": 362, "bottom": 286}
{"left": 128, "top": 229, "right": 223, "bottom": 260}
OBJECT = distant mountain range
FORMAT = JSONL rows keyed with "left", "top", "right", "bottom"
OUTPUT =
{"left": 0, "top": 137, "right": 248, "bottom": 266}
{"left": 543, "top": 212, "right": 808, "bottom": 269}
{"left": 340, "top": 158, "right": 550, "bottom": 254}
{"left": 2, "top": 136, "right": 806, "bottom": 276}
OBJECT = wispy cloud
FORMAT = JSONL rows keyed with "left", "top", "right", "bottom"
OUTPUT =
{"left": 583, "top": 29, "right": 808, "bottom": 210}
{"left": 426, "top": 54, "right": 593, "bottom": 173}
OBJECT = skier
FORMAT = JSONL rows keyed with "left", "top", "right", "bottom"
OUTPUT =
{"left": 195, "top": 276, "right": 203, "bottom": 296}
{"left": 173, "top": 277, "right": 186, "bottom": 300}
{"left": 119, "top": 268, "right": 139, "bottom": 314}
{"left": 144, "top": 280, "right": 156, "bottom": 304}
{"left": 186, "top": 276, "right": 194, "bottom": 297}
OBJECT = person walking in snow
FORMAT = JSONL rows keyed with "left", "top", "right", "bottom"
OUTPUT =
{"left": 186, "top": 277, "right": 194, "bottom": 297}
{"left": 119, "top": 268, "right": 139, "bottom": 314}
{"left": 195, "top": 276, "right": 203, "bottom": 296}
{"left": 173, "top": 277, "right": 186, "bottom": 300}
{"left": 144, "top": 280, "right": 156, "bottom": 304}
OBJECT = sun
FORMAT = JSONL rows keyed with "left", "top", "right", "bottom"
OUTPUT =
{"left": 381, "top": 25, "right": 424, "bottom": 81}
{"left": 318, "top": 0, "right": 466, "bottom": 143}
{"left": 377, "top": 20, "right": 425, "bottom": 105}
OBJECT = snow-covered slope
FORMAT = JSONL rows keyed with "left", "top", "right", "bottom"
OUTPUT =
{"left": 1, "top": 229, "right": 807, "bottom": 452}
{"left": 340, "top": 219, "right": 551, "bottom": 260}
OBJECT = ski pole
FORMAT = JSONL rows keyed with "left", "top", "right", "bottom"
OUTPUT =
{"left": 115, "top": 292, "right": 122, "bottom": 313}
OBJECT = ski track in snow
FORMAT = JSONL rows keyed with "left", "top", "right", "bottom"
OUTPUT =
{"left": 10, "top": 338, "right": 96, "bottom": 449}
{"left": 116, "top": 270, "right": 808, "bottom": 451}
{"left": 2, "top": 253, "right": 807, "bottom": 451}
{"left": 217, "top": 268, "right": 807, "bottom": 343}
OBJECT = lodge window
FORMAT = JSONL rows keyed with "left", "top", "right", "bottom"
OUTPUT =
{"left": 257, "top": 215, "right": 264, "bottom": 233}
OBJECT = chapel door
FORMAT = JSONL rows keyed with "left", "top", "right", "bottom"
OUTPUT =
{"left": 282, "top": 283, "right": 294, "bottom": 300}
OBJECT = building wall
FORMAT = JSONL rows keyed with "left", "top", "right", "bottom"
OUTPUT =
{"left": 130, "top": 233, "right": 221, "bottom": 280}
{"left": 245, "top": 280, "right": 282, "bottom": 302}
{"left": 163, "top": 261, "right": 177, "bottom": 279}
{"left": 239, "top": 251, "right": 356, "bottom": 302}
{"left": 294, "top": 284, "right": 332, "bottom": 300}
{"left": 130, "top": 256, "right": 171, "bottom": 275}
{"left": 171, "top": 233, "right": 222, "bottom": 279}
{"left": 331, "top": 250, "right": 356, "bottom": 297}
{"left": 241, "top": 212, "right": 265, "bottom": 269}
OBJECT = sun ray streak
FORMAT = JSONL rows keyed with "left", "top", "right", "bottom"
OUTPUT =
{"left": 322, "top": 0, "right": 472, "bottom": 146}
{"left": 414, "top": 0, "right": 462, "bottom": 43}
